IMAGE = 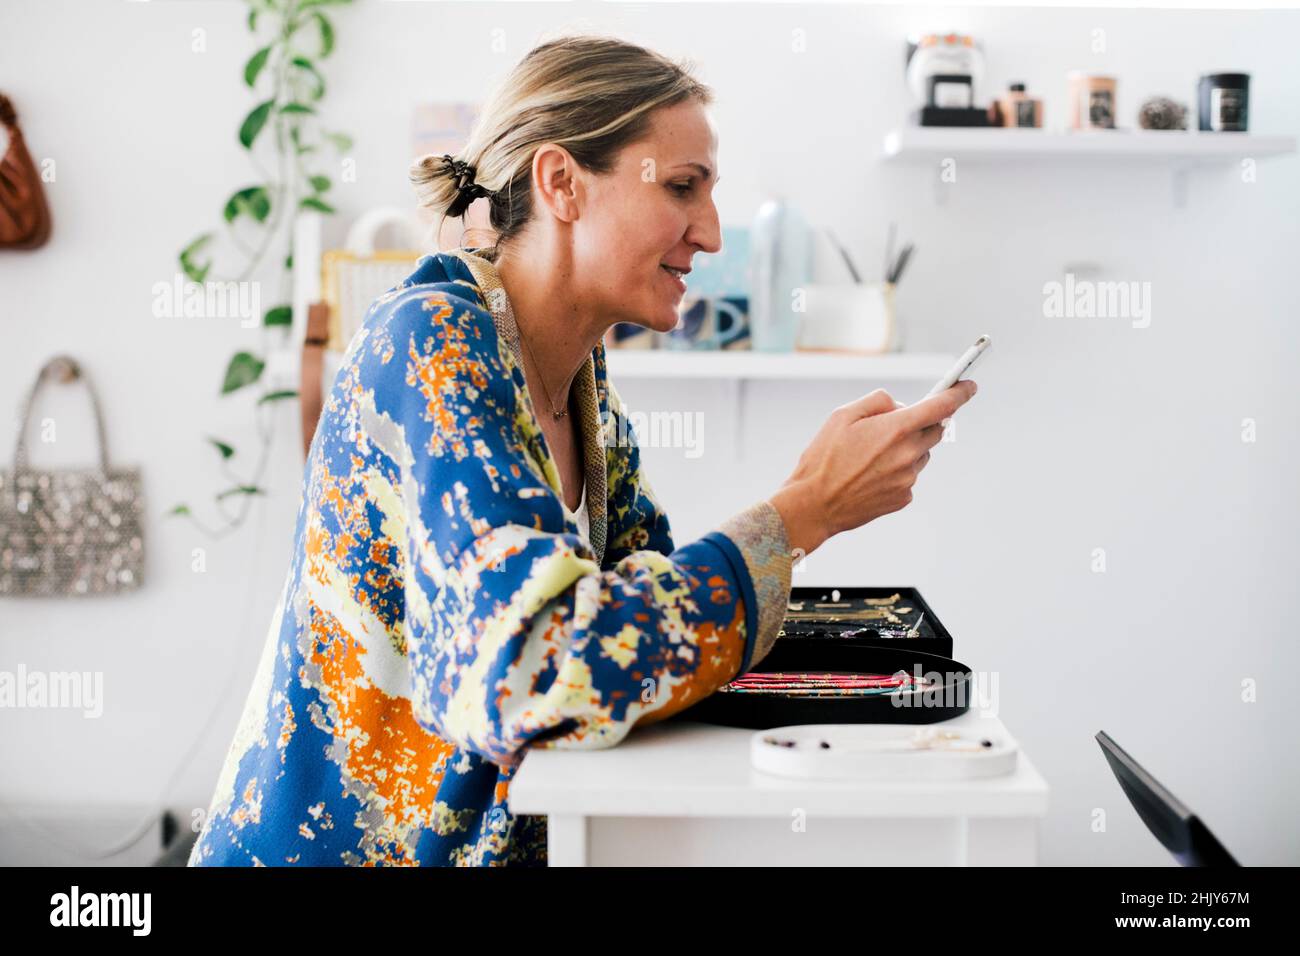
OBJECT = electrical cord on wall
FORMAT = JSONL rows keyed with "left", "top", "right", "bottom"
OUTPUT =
{"left": 0, "top": 488, "right": 276, "bottom": 862}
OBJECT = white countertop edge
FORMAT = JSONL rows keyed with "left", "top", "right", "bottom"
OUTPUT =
{"left": 506, "top": 793, "right": 1051, "bottom": 819}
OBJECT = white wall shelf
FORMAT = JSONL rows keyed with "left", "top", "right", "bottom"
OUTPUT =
{"left": 603, "top": 349, "right": 954, "bottom": 382}
{"left": 882, "top": 127, "right": 1297, "bottom": 164}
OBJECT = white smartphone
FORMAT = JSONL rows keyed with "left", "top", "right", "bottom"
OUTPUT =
{"left": 923, "top": 334, "right": 990, "bottom": 400}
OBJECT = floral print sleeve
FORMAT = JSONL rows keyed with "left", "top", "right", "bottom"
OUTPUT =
{"left": 600, "top": 372, "right": 793, "bottom": 677}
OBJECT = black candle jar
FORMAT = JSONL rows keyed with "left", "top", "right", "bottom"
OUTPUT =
{"left": 1198, "top": 73, "right": 1250, "bottom": 132}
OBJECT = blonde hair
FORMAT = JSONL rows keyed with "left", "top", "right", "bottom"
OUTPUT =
{"left": 410, "top": 35, "right": 712, "bottom": 249}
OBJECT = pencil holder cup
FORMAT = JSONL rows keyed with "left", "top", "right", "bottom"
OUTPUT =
{"left": 796, "top": 282, "right": 896, "bottom": 354}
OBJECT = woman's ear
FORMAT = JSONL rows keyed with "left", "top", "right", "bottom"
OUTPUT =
{"left": 531, "top": 143, "right": 581, "bottom": 224}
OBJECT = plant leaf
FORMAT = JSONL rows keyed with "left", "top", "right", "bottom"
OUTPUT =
{"left": 263, "top": 305, "right": 292, "bottom": 327}
{"left": 215, "top": 485, "right": 265, "bottom": 501}
{"left": 222, "top": 185, "right": 271, "bottom": 224}
{"left": 168, "top": 503, "right": 191, "bottom": 517}
{"left": 280, "top": 102, "right": 315, "bottom": 115}
{"left": 239, "top": 100, "right": 275, "bottom": 149}
{"left": 244, "top": 46, "right": 271, "bottom": 88}
{"left": 309, "top": 175, "right": 331, "bottom": 193}
{"left": 300, "top": 196, "right": 335, "bottom": 214}
{"left": 221, "top": 352, "right": 266, "bottom": 394}
{"left": 208, "top": 437, "right": 236, "bottom": 460}
{"left": 323, "top": 130, "right": 353, "bottom": 153}
{"left": 311, "top": 12, "right": 335, "bottom": 58}
{"left": 291, "top": 56, "right": 326, "bottom": 100}
{"left": 258, "top": 389, "right": 300, "bottom": 405}
{"left": 179, "top": 233, "right": 213, "bottom": 283}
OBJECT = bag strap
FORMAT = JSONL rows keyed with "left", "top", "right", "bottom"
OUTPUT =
{"left": 12, "top": 355, "right": 111, "bottom": 474}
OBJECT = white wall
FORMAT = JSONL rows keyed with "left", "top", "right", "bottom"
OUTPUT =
{"left": 1, "top": 1, "right": 1297, "bottom": 866}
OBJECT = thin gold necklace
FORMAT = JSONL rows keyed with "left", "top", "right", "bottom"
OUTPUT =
{"left": 516, "top": 316, "right": 571, "bottom": 421}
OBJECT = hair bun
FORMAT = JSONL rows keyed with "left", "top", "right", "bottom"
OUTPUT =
{"left": 410, "top": 153, "right": 491, "bottom": 219}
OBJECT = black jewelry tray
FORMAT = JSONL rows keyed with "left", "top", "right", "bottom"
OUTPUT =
{"left": 778, "top": 586, "right": 953, "bottom": 659}
{"left": 678, "top": 644, "right": 974, "bottom": 729}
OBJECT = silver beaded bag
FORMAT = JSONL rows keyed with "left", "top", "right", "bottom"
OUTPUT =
{"left": 0, "top": 355, "right": 145, "bottom": 596}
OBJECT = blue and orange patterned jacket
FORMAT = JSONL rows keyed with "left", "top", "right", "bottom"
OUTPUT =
{"left": 189, "top": 247, "right": 792, "bottom": 866}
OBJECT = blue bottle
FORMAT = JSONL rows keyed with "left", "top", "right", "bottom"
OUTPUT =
{"left": 747, "top": 199, "right": 812, "bottom": 353}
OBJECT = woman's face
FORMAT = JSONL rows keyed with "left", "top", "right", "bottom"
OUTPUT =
{"left": 574, "top": 99, "right": 723, "bottom": 333}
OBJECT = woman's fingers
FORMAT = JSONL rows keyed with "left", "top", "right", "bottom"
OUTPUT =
{"left": 895, "top": 380, "right": 978, "bottom": 431}
{"left": 891, "top": 421, "right": 945, "bottom": 466}
{"left": 918, "top": 420, "right": 946, "bottom": 449}
{"left": 838, "top": 388, "right": 899, "bottom": 422}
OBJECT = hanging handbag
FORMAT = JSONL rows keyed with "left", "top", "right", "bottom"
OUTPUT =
{"left": 0, "top": 92, "right": 52, "bottom": 250}
{"left": 0, "top": 356, "right": 145, "bottom": 597}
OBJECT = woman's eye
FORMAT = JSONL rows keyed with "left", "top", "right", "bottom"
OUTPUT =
{"left": 669, "top": 182, "right": 693, "bottom": 196}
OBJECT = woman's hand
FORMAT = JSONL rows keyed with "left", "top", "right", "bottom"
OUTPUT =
{"left": 768, "top": 381, "right": 978, "bottom": 558}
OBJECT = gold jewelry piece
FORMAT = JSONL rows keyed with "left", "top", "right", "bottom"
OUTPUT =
{"left": 780, "top": 593, "right": 921, "bottom": 634}
{"left": 516, "top": 315, "right": 569, "bottom": 421}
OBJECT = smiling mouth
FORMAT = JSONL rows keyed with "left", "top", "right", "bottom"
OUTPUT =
{"left": 660, "top": 264, "right": 689, "bottom": 293}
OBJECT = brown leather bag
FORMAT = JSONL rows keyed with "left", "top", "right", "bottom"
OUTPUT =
{"left": 0, "top": 93, "right": 52, "bottom": 250}
{"left": 300, "top": 302, "right": 331, "bottom": 458}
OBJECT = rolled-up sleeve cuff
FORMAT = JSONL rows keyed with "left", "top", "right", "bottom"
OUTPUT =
{"left": 704, "top": 500, "right": 793, "bottom": 674}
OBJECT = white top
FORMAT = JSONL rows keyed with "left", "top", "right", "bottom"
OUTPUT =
{"left": 561, "top": 478, "right": 589, "bottom": 541}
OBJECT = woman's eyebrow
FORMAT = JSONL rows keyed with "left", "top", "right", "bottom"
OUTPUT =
{"left": 673, "top": 162, "right": 716, "bottom": 182}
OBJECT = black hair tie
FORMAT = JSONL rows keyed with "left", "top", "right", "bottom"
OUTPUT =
{"left": 441, "top": 154, "right": 490, "bottom": 206}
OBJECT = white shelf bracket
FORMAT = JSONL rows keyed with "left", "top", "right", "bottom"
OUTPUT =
{"left": 933, "top": 170, "right": 951, "bottom": 207}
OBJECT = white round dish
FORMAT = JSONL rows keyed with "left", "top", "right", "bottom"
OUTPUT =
{"left": 751, "top": 723, "right": 1019, "bottom": 781}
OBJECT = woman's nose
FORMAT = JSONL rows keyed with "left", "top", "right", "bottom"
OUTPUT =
{"left": 688, "top": 201, "right": 723, "bottom": 255}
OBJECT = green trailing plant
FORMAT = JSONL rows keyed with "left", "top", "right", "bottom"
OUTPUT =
{"left": 171, "top": 0, "right": 353, "bottom": 537}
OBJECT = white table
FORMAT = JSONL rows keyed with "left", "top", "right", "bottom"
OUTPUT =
{"left": 508, "top": 709, "right": 1049, "bottom": 866}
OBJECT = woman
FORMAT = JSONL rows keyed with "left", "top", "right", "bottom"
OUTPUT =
{"left": 189, "top": 35, "right": 975, "bottom": 867}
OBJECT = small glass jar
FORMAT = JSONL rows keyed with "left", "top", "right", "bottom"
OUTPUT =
{"left": 990, "top": 83, "right": 1043, "bottom": 128}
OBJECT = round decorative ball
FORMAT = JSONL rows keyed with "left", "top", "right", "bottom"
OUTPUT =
{"left": 1138, "top": 96, "right": 1188, "bottom": 130}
